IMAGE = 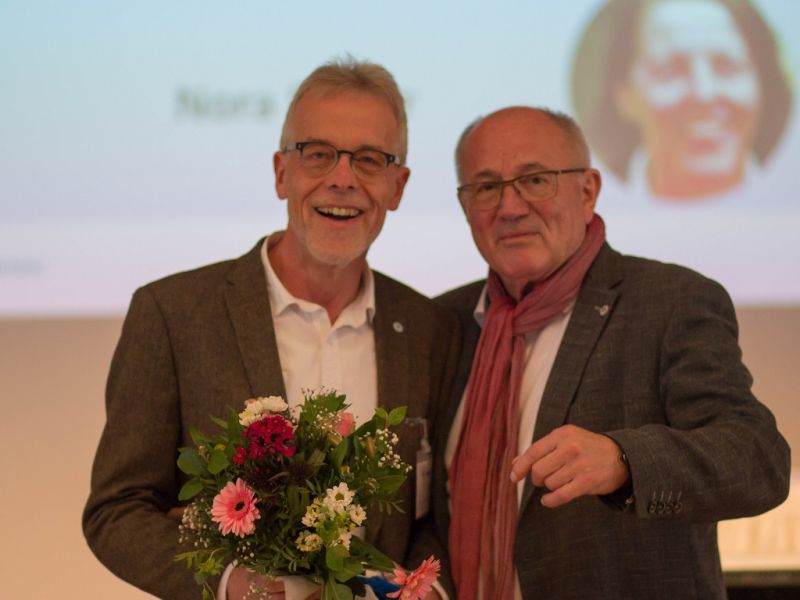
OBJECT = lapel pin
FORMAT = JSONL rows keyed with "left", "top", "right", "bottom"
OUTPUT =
{"left": 594, "top": 304, "right": 609, "bottom": 316}
{"left": 393, "top": 321, "right": 404, "bottom": 333}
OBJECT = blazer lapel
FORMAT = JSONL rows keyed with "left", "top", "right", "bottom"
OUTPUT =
{"left": 373, "top": 273, "right": 410, "bottom": 416}
{"left": 520, "top": 245, "right": 623, "bottom": 510}
{"left": 224, "top": 239, "right": 287, "bottom": 399}
{"left": 366, "top": 273, "right": 410, "bottom": 544}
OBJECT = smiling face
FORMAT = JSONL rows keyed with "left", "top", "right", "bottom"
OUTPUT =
{"left": 617, "top": 0, "right": 760, "bottom": 197}
{"left": 458, "top": 109, "right": 600, "bottom": 299}
{"left": 273, "top": 89, "right": 409, "bottom": 270}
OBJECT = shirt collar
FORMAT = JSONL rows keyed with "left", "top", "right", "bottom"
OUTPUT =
{"left": 261, "top": 233, "right": 375, "bottom": 328}
{"left": 473, "top": 284, "right": 490, "bottom": 328}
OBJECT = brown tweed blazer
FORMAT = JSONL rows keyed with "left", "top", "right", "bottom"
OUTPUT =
{"left": 83, "top": 239, "right": 459, "bottom": 599}
{"left": 430, "top": 243, "right": 790, "bottom": 600}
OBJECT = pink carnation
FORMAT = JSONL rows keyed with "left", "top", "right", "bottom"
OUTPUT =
{"left": 210, "top": 478, "right": 260, "bottom": 537}
{"left": 387, "top": 556, "right": 440, "bottom": 600}
{"left": 335, "top": 412, "right": 356, "bottom": 438}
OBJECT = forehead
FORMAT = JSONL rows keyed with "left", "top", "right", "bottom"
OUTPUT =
{"left": 461, "top": 110, "right": 574, "bottom": 178}
{"left": 640, "top": 0, "right": 748, "bottom": 60}
{"left": 288, "top": 89, "right": 399, "bottom": 150}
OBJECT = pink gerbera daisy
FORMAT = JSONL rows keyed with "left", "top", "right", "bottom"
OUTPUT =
{"left": 210, "top": 478, "right": 260, "bottom": 537}
{"left": 387, "top": 556, "right": 441, "bottom": 600}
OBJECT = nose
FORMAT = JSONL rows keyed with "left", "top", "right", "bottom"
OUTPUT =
{"left": 496, "top": 181, "right": 530, "bottom": 219}
{"left": 689, "top": 55, "right": 719, "bottom": 102}
{"left": 327, "top": 151, "right": 358, "bottom": 188}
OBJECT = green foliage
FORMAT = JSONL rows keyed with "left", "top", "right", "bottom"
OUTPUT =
{"left": 331, "top": 436, "right": 349, "bottom": 470}
{"left": 207, "top": 449, "right": 228, "bottom": 474}
{"left": 323, "top": 576, "right": 354, "bottom": 600}
{"left": 351, "top": 537, "right": 394, "bottom": 572}
{"left": 325, "top": 544, "right": 346, "bottom": 572}
{"left": 178, "top": 478, "right": 204, "bottom": 501}
{"left": 175, "top": 393, "right": 417, "bottom": 597}
{"left": 387, "top": 406, "right": 407, "bottom": 426}
{"left": 177, "top": 448, "right": 205, "bottom": 476}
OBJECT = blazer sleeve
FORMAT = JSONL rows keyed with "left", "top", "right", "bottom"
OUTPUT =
{"left": 405, "top": 305, "right": 463, "bottom": 597}
{"left": 606, "top": 275, "right": 791, "bottom": 523}
{"left": 82, "top": 286, "right": 217, "bottom": 599}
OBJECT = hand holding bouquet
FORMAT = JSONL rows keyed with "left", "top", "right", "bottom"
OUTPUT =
{"left": 175, "top": 390, "right": 439, "bottom": 600}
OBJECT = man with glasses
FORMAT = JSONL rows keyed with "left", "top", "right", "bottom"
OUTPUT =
{"left": 424, "top": 106, "right": 789, "bottom": 599}
{"left": 83, "top": 59, "right": 458, "bottom": 600}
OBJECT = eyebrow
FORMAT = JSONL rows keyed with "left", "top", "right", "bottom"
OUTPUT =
{"left": 300, "top": 138, "right": 390, "bottom": 154}
{"left": 470, "top": 162, "right": 551, "bottom": 181}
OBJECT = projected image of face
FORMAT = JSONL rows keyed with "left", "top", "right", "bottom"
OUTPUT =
{"left": 618, "top": 0, "right": 759, "bottom": 198}
{"left": 571, "top": 0, "right": 792, "bottom": 203}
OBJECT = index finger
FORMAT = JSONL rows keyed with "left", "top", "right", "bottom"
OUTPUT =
{"left": 510, "top": 434, "right": 557, "bottom": 483}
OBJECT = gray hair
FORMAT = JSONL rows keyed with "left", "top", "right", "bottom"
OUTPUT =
{"left": 280, "top": 57, "right": 408, "bottom": 164}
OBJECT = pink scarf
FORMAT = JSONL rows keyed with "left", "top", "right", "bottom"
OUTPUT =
{"left": 448, "top": 216, "right": 605, "bottom": 600}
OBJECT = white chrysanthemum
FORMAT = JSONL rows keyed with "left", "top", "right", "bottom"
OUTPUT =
{"left": 295, "top": 531, "right": 323, "bottom": 553}
{"left": 239, "top": 396, "right": 288, "bottom": 426}
{"left": 348, "top": 504, "right": 366, "bottom": 526}
{"left": 335, "top": 529, "right": 353, "bottom": 550}
{"left": 301, "top": 500, "right": 322, "bottom": 527}
{"left": 323, "top": 483, "right": 354, "bottom": 514}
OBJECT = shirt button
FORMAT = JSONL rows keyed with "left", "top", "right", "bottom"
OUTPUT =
{"left": 393, "top": 321, "right": 404, "bottom": 333}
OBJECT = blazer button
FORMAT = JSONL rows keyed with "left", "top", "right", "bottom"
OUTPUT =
{"left": 656, "top": 501, "right": 665, "bottom": 514}
{"left": 673, "top": 502, "right": 683, "bottom": 514}
{"left": 648, "top": 501, "right": 657, "bottom": 514}
{"left": 664, "top": 502, "right": 673, "bottom": 514}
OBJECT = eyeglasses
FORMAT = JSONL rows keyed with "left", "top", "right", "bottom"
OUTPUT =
{"left": 457, "top": 168, "right": 587, "bottom": 211}
{"left": 283, "top": 141, "right": 399, "bottom": 178}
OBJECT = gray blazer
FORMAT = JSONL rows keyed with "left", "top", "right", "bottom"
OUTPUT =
{"left": 83, "top": 239, "right": 459, "bottom": 600}
{"left": 432, "top": 244, "right": 790, "bottom": 600}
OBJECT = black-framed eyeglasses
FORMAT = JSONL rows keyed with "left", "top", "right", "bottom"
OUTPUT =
{"left": 457, "top": 168, "right": 587, "bottom": 211}
{"left": 283, "top": 141, "right": 399, "bottom": 178}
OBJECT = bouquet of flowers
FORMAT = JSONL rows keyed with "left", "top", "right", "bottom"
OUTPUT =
{"left": 174, "top": 390, "right": 439, "bottom": 600}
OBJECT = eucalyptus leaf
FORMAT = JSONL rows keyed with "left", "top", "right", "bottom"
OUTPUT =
{"left": 177, "top": 448, "right": 205, "bottom": 476}
{"left": 333, "top": 556, "right": 363, "bottom": 582}
{"left": 207, "top": 449, "right": 229, "bottom": 474}
{"left": 375, "top": 474, "right": 406, "bottom": 495}
{"left": 189, "top": 427, "right": 207, "bottom": 447}
{"left": 325, "top": 545, "right": 345, "bottom": 572}
{"left": 323, "top": 576, "right": 353, "bottom": 600}
{"left": 308, "top": 449, "right": 326, "bottom": 468}
{"left": 210, "top": 415, "right": 228, "bottom": 429}
{"left": 387, "top": 406, "right": 407, "bottom": 426}
{"left": 226, "top": 408, "right": 241, "bottom": 435}
{"left": 331, "top": 437, "right": 349, "bottom": 469}
{"left": 351, "top": 537, "right": 394, "bottom": 572}
{"left": 178, "top": 478, "right": 204, "bottom": 501}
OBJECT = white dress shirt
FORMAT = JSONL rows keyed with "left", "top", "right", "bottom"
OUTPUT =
{"left": 262, "top": 234, "right": 378, "bottom": 424}
{"left": 219, "top": 233, "right": 379, "bottom": 599}
{"left": 444, "top": 284, "right": 573, "bottom": 600}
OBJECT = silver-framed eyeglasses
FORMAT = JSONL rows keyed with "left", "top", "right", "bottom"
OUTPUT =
{"left": 283, "top": 141, "right": 399, "bottom": 178}
{"left": 457, "top": 168, "right": 587, "bottom": 211}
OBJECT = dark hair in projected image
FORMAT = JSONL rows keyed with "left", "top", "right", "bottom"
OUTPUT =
{"left": 571, "top": 0, "right": 793, "bottom": 201}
